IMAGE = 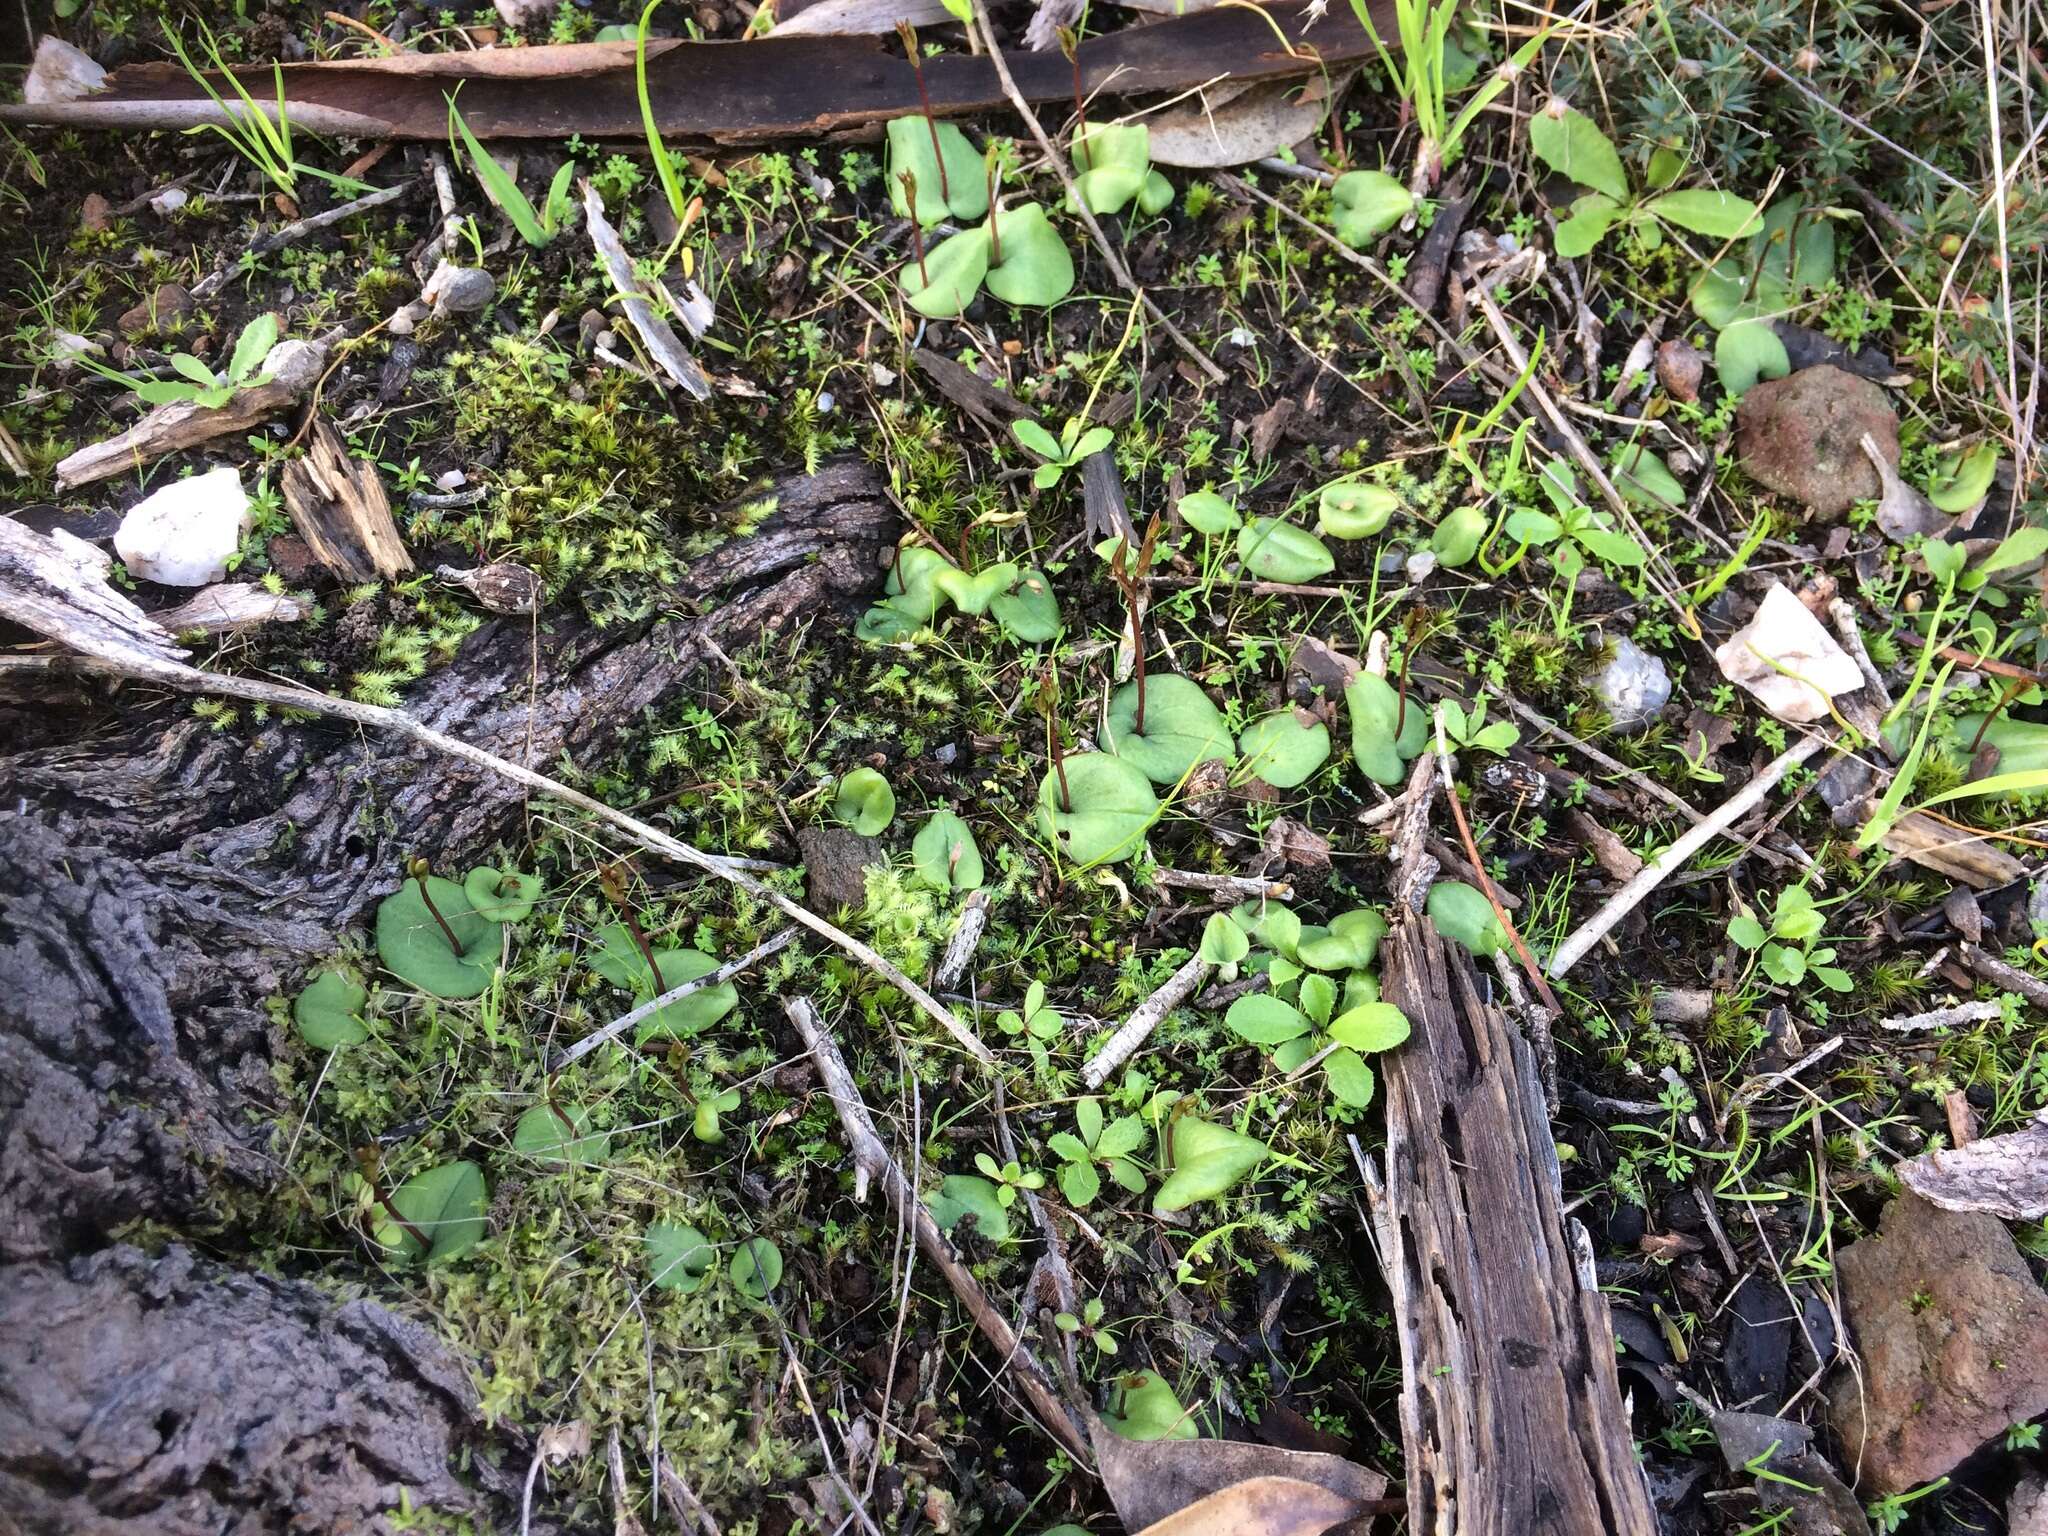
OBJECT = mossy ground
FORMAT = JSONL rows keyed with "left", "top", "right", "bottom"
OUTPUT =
{"left": 7, "top": 0, "right": 2048, "bottom": 1530}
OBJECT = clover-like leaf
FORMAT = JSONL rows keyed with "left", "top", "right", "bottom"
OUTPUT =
{"left": 1236, "top": 709, "right": 1331, "bottom": 789}
{"left": 1102, "top": 675, "right": 1233, "bottom": 785}
{"left": 1037, "top": 752, "right": 1160, "bottom": 867}
{"left": 1317, "top": 480, "right": 1399, "bottom": 540}
{"left": 1237, "top": 517, "right": 1334, "bottom": 583}
{"left": 887, "top": 117, "right": 990, "bottom": 226}
{"left": 293, "top": 970, "right": 369, "bottom": 1049}
{"left": 835, "top": 766, "right": 897, "bottom": 835}
{"left": 1330, "top": 168, "right": 1412, "bottom": 245}
{"left": 728, "top": 1235, "right": 783, "bottom": 1298}
{"left": 1103, "top": 1368, "right": 1198, "bottom": 1440}
{"left": 375, "top": 876, "right": 502, "bottom": 999}
{"left": 1326, "top": 1000, "right": 1410, "bottom": 1053}
{"left": 913, "top": 810, "right": 984, "bottom": 892}
{"left": 1529, "top": 104, "right": 1629, "bottom": 201}
{"left": 1427, "top": 879, "right": 1506, "bottom": 955}
{"left": 463, "top": 865, "right": 543, "bottom": 924}
{"left": 1297, "top": 909, "right": 1387, "bottom": 972}
{"left": 513, "top": 1101, "right": 610, "bottom": 1165}
{"left": 1346, "top": 672, "right": 1428, "bottom": 787}
{"left": 375, "top": 1159, "right": 488, "bottom": 1265}
{"left": 645, "top": 1221, "right": 715, "bottom": 1292}
{"left": 984, "top": 202, "right": 1075, "bottom": 307}
{"left": 926, "top": 1173, "right": 1013, "bottom": 1241}
{"left": 1152, "top": 1117, "right": 1271, "bottom": 1213}
{"left": 1178, "top": 490, "right": 1241, "bottom": 536}
{"left": 902, "top": 224, "right": 991, "bottom": 319}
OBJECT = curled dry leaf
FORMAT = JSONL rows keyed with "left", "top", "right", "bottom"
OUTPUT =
{"left": 1147, "top": 75, "right": 1348, "bottom": 169}
{"left": 1131, "top": 1475, "right": 1374, "bottom": 1536}
{"left": 1711, "top": 583, "right": 1865, "bottom": 724}
{"left": 1861, "top": 431, "right": 1950, "bottom": 545}
{"left": 1092, "top": 1414, "right": 1388, "bottom": 1533}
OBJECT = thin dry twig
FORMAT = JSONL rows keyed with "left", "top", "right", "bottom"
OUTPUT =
{"left": 932, "top": 888, "right": 992, "bottom": 992}
{"left": 551, "top": 926, "right": 800, "bottom": 1072}
{"left": 1079, "top": 952, "right": 1211, "bottom": 1089}
{"left": 193, "top": 178, "right": 415, "bottom": 301}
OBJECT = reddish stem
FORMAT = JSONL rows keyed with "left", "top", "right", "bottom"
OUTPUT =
{"left": 899, "top": 22, "right": 951, "bottom": 205}
{"left": 356, "top": 1152, "right": 432, "bottom": 1255}
{"left": 409, "top": 859, "right": 464, "bottom": 955}
{"left": 903, "top": 176, "right": 931, "bottom": 287}
{"left": 986, "top": 163, "right": 1003, "bottom": 265}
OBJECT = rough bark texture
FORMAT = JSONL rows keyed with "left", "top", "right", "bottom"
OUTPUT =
{"left": 1376, "top": 919, "right": 1658, "bottom": 1535}
{"left": 0, "top": 460, "right": 893, "bottom": 1531}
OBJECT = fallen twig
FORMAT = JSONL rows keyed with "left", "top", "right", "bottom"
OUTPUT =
{"left": 931, "top": 888, "right": 991, "bottom": 992}
{"left": 192, "top": 178, "right": 414, "bottom": 301}
{"left": 657, "top": 1455, "right": 723, "bottom": 1536}
{"left": 1722, "top": 1035, "right": 1844, "bottom": 1126}
{"left": 582, "top": 181, "right": 711, "bottom": 400}
{"left": 1079, "top": 953, "right": 1211, "bottom": 1089}
{"left": 551, "top": 926, "right": 800, "bottom": 1072}
{"left": 1878, "top": 999, "right": 2004, "bottom": 1034}
{"left": 1960, "top": 941, "right": 2048, "bottom": 1009}
{"left": 2, "top": 652, "right": 993, "bottom": 1065}
{"left": 1547, "top": 733, "right": 1831, "bottom": 978}
{"left": 782, "top": 996, "right": 1090, "bottom": 1464}
{"left": 1150, "top": 868, "right": 1293, "bottom": 901}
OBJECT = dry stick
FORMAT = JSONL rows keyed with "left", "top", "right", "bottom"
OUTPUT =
{"left": 1078, "top": 953, "right": 1211, "bottom": 1090}
{"left": 2, "top": 653, "right": 994, "bottom": 1066}
{"left": 1151, "top": 868, "right": 1294, "bottom": 901}
{"left": 551, "top": 926, "right": 800, "bottom": 1072}
{"left": 1879, "top": 999, "right": 2004, "bottom": 1034}
{"left": 1548, "top": 733, "right": 1831, "bottom": 978}
{"left": 657, "top": 1456, "right": 723, "bottom": 1536}
{"left": 931, "top": 888, "right": 992, "bottom": 992}
{"left": 782, "top": 996, "right": 1092, "bottom": 1465}
{"left": 967, "top": 0, "right": 1225, "bottom": 387}
{"left": 192, "top": 178, "right": 415, "bottom": 301}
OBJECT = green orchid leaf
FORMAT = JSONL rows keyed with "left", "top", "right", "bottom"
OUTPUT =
{"left": 1152, "top": 1117, "right": 1271, "bottom": 1213}
{"left": 1329, "top": 168, "right": 1412, "bottom": 245}
{"left": 991, "top": 565, "right": 1061, "bottom": 643}
{"left": 1198, "top": 912, "right": 1251, "bottom": 966}
{"left": 1326, "top": 1000, "right": 1411, "bottom": 1053}
{"left": 1648, "top": 188, "right": 1762, "bottom": 240}
{"left": 886, "top": 117, "right": 989, "bottom": 225}
{"left": 1529, "top": 104, "right": 1629, "bottom": 200}
{"left": 1138, "top": 168, "right": 1174, "bottom": 216}
{"left": 376, "top": 1159, "right": 488, "bottom": 1265}
{"left": 882, "top": 544, "right": 955, "bottom": 620}
{"left": 1317, "top": 480, "right": 1400, "bottom": 540}
{"left": 984, "top": 202, "right": 1075, "bottom": 307}
{"left": 692, "top": 1089, "right": 741, "bottom": 1144}
{"left": 913, "top": 810, "right": 985, "bottom": 892}
{"left": 933, "top": 560, "right": 1017, "bottom": 616}
{"left": 463, "top": 865, "right": 543, "bottom": 924}
{"left": 926, "top": 1173, "right": 1012, "bottom": 1241}
{"left": 1103, "top": 1368, "right": 1198, "bottom": 1440}
{"left": 1236, "top": 709, "right": 1331, "bottom": 789}
{"left": 375, "top": 876, "right": 501, "bottom": 999}
{"left": 1712, "top": 319, "right": 1790, "bottom": 400}
{"left": 1224, "top": 993, "right": 1312, "bottom": 1045}
{"left": 1427, "top": 880, "right": 1506, "bottom": 956}
{"left": 1431, "top": 505, "right": 1488, "bottom": 567}
{"left": 835, "top": 766, "right": 896, "bottom": 835}
{"left": 728, "top": 1235, "right": 783, "bottom": 1298}
{"left": 1297, "top": 909, "right": 1387, "bottom": 972}
{"left": 1178, "top": 490, "right": 1241, "bottom": 536}
{"left": 1610, "top": 445, "right": 1686, "bottom": 509}
{"left": 903, "top": 224, "right": 991, "bottom": 318}
{"left": 293, "top": 970, "right": 368, "bottom": 1049}
{"left": 1038, "top": 753, "right": 1159, "bottom": 866}
{"left": 1323, "top": 1047, "right": 1377, "bottom": 1108}
{"left": 513, "top": 1102, "right": 610, "bottom": 1165}
{"left": 1058, "top": 1158, "right": 1101, "bottom": 1207}
{"left": 1103, "top": 674, "right": 1234, "bottom": 785}
{"left": 645, "top": 1221, "right": 715, "bottom": 1292}
{"left": 1072, "top": 164, "right": 1146, "bottom": 216}
{"left": 1554, "top": 191, "right": 1622, "bottom": 259}
{"left": 1073, "top": 121, "right": 1151, "bottom": 177}
{"left": 1237, "top": 518, "right": 1334, "bottom": 583}
{"left": 1346, "top": 672, "right": 1427, "bottom": 787}
{"left": 1928, "top": 443, "right": 1999, "bottom": 512}
{"left": 588, "top": 927, "right": 736, "bottom": 1041}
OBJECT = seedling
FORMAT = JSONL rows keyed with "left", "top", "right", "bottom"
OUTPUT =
{"left": 348, "top": 1147, "right": 488, "bottom": 1266}
{"left": 82, "top": 312, "right": 278, "bottom": 409}
{"left": 1225, "top": 970, "right": 1408, "bottom": 1109}
{"left": 1068, "top": 118, "right": 1172, "bottom": 218}
{"left": 1730, "top": 886, "right": 1852, "bottom": 992}
{"left": 834, "top": 766, "right": 897, "bottom": 835}
{"left": 1315, "top": 477, "right": 1400, "bottom": 540}
{"left": 972, "top": 1152, "right": 1046, "bottom": 1208}
{"left": 1329, "top": 169, "right": 1414, "bottom": 245}
{"left": 1437, "top": 697, "right": 1519, "bottom": 756}
{"left": 165, "top": 22, "right": 370, "bottom": 199}
{"left": 913, "top": 810, "right": 985, "bottom": 892}
{"left": 1530, "top": 101, "right": 1761, "bottom": 262}
{"left": 998, "top": 979, "right": 1062, "bottom": 1076}
{"left": 1352, "top": 0, "right": 1548, "bottom": 190}
{"left": 1047, "top": 1096, "right": 1147, "bottom": 1207}
{"left": 448, "top": 95, "right": 575, "bottom": 247}
{"left": 1053, "top": 1296, "right": 1121, "bottom": 1355}
{"left": 1011, "top": 415, "right": 1112, "bottom": 491}
{"left": 1867, "top": 1477, "right": 1947, "bottom": 1535}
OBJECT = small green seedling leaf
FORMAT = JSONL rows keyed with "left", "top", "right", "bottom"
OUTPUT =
{"left": 1611, "top": 445, "right": 1687, "bottom": 508}
{"left": 227, "top": 312, "right": 279, "bottom": 383}
{"left": 1236, "top": 709, "right": 1331, "bottom": 789}
{"left": 1927, "top": 443, "right": 1999, "bottom": 513}
{"left": 991, "top": 565, "right": 1061, "bottom": 642}
{"left": 376, "top": 876, "right": 502, "bottom": 999}
{"left": 1198, "top": 912, "right": 1251, "bottom": 967}
{"left": 1103, "top": 674, "right": 1234, "bottom": 785}
{"left": 692, "top": 1086, "right": 742, "bottom": 1144}
{"left": 1431, "top": 505, "right": 1488, "bottom": 567}
{"left": 1037, "top": 752, "right": 1160, "bottom": 867}
{"left": 913, "top": 810, "right": 985, "bottom": 891}
{"left": 1297, "top": 909, "right": 1387, "bottom": 972}
{"left": 1237, "top": 518, "right": 1334, "bottom": 582}
{"left": 1529, "top": 103, "right": 1629, "bottom": 201}
{"left": 835, "top": 766, "right": 897, "bottom": 835}
{"left": 1346, "top": 672, "right": 1427, "bottom": 786}
{"left": 1103, "top": 1368, "right": 1198, "bottom": 1440}
{"left": 728, "top": 1235, "right": 783, "bottom": 1298}
{"left": 1427, "top": 880, "right": 1506, "bottom": 955}
{"left": 1178, "top": 490, "right": 1241, "bottom": 536}
{"left": 926, "top": 1173, "right": 1013, "bottom": 1241}
{"left": 513, "top": 1102, "right": 610, "bottom": 1165}
{"left": 293, "top": 970, "right": 369, "bottom": 1049}
{"left": 463, "top": 865, "right": 543, "bottom": 923}
{"left": 645, "top": 1221, "right": 715, "bottom": 1292}
{"left": 1152, "top": 1116, "right": 1271, "bottom": 1213}
{"left": 1317, "top": 480, "right": 1399, "bottom": 540}
{"left": 1329, "top": 168, "right": 1412, "bottom": 244}
{"left": 377, "top": 1159, "right": 488, "bottom": 1265}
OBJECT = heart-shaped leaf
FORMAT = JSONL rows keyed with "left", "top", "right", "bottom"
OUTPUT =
{"left": 1323, "top": 1046, "right": 1377, "bottom": 1108}
{"left": 1103, "top": 1368, "right": 1198, "bottom": 1440}
{"left": 1326, "top": 1000, "right": 1410, "bottom": 1053}
{"left": 984, "top": 202, "right": 1074, "bottom": 307}
{"left": 589, "top": 926, "right": 737, "bottom": 1041}
{"left": 886, "top": 117, "right": 989, "bottom": 226}
{"left": 1072, "top": 164, "right": 1146, "bottom": 216}
{"left": 1317, "top": 480, "right": 1399, "bottom": 540}
{"left": 1296, "top": 909, "right": 1387, "bottom": 972}
{"left": 1103, "top": 675, "right": 1234, "bottom": 785}
{"left": 991, "top": 565, "right": 1060, "bottom": 643}
{"left": 376, "top": 876, "right": 502, "bottom": 999}
{"left": 513, "top": 1102, "right": 610, "bottom": 1165}
{"left": 1712, "top": 320, "right": 1790, "bottom": 400}
{"left": 1038, "top": 752, "right": 1160, "bottom": 867}
{"left": 294, "top": 970, "right": 369, "bottom": 1049}
{"left": 913, "top": 810, "right": 984, "bottom": 892}
{"left": 1611, "top": 445, "right": 1687, "bottom": 509}
{"left": 1236, "top": 709, "right": 1331, "bottom": 789}
{"left": 1198, "top": 912, "right": 1250, "bottom": 966}
{"left": 377, "top": 1159, "right": 488, "bottom": 1265}
{"left": 463, "top": 865, "right": 543, "bottom": 924}
{"left": 1225, "top": 993, "right": 1312, "bottom": 1045}
{"left": 1431, "top": 505, "right": 1488, "bottom": 567}
{"left": 729, "top": 1235, "right": 783, "bottom": 1297}
{"left": 903, "top": 225, "right": 991, "bottom": 318}
{"left": 1330, "top": 168, "right": 1412, "bottom": 245}
{"left": 1237, "top": 518, "right": 1334, "bottom": 583}
{"left": 1427, "top": 879, "right": 1506, "bottom": 955}
{"left": 1070, "top": 122, "right": 1154, "bottom": 215}
{"left": 1529, "top": 104, "right": 1629, "bottom": 200}
{"left": 934, "top": 560, "right": 1018, "bottom": 616}
{"left": 1153, "top": 1117, "right": 1271, "bottom": 1213}
{"left": 1346, "top": 672, "right": 1427, "bottom": 787}
{"left": 1178, "top": 490, "right": 1241, "bottom": 536}
{"left": 835, "top": 766, "right": 896, "bottom": 835}
{"left": 926, "top": 1173, "right": 1012, "bottom": 1241}
{"left": 1138, "top": 169, "right": 1174, "bottom": 216}
{"left": 645, "top": 1221, "right": 715, "bottom": 1292}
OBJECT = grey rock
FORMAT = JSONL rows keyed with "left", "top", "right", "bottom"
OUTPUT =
{"left": 1590, "top": 636, "right": 1671, "bottom": 732}
{"left": 427, "top": 263, "right": 495, "bottom": 317}
{"left": 259, "top": 337, "right": 326, "bottom": 395}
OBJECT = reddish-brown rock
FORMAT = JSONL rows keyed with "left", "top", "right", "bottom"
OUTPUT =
{"left": 1736, "top": 364, "right": 1898, "bottom": 519}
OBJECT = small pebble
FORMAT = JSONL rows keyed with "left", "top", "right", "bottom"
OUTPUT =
{"left": 1589, "top": 635, "right": 1671, "bottom": 733}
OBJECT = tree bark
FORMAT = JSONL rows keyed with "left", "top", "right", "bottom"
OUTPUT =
{"left": 0, "top": 459, "right": 894, "bottom": 1530}
{"left": 1375, "top": 918, "right": 1658, "bottom": 1535}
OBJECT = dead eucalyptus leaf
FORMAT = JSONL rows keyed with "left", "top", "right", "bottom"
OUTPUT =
{"left": 1132, "top": 1475, "right": 1370, "bottom": 1536}
{"left": 1861, "top": 432, "right": 1949, "bottom": 545}
{"left": 1092, "top": 1415, "right": 1387, "bottom": 1531}
{"left": 1878, "top": 810, "right": 2028, "bottom": 888}
{"left": 1148, "top": 75, "right": 1347, "bottom": 168}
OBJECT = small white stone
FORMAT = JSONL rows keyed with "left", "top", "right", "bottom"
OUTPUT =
{"left": 435, "top": 469, "right": 468, "bottom": 492}
{"left": 50, "top": 331, "right": 102, "bottom": 369}
{"left": 150, "top": 187, "right": 189, "bottom": 217}
{"left": 260, "top": 337, "right": 326, "bottom": 394}
{"left": 869, "top": 363, "right": 898, "bottom": 387}
{"left": 1404, "top": 549, "right": 1438, "bottom": 583}
{"left": 1713, "top": 583, "right": 1865, "bottom": 724}
{"left": 113, "top": 466, "right": 253, "bottom": 587}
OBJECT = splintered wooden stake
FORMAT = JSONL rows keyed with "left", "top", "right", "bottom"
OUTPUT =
{"left": 280, "top": 419, "right": 413, "bottom": 581}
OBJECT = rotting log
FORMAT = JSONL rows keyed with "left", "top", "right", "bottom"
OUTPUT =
{"left": 1375, "top": 917, "right": 1658, "bottom": 1535}
{"left": 0, "top": 459, "right": 894, "bottom": 1528}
